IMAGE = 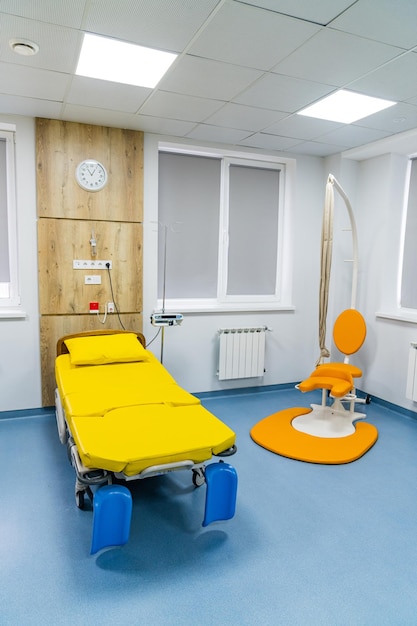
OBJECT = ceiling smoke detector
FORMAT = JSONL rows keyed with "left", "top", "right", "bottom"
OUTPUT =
{"left": 9, "top": 38, "right": 39, "bottom": 56}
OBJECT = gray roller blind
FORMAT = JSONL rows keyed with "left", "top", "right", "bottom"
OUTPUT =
{"left": 0, "top": 138, "right": 10, "bottom": 283}
{"left": 401, "top": 158, "right": 417, "bottom": 308}
{"left": 158, "top": 152, "right": 221, "bottom": 299}
{"left": 227, "top": 164, "right": 279, "bottom": 296}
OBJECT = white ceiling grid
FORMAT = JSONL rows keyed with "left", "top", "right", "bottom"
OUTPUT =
{"left": 0, "top": 0, "right": 417, "bottom": 156}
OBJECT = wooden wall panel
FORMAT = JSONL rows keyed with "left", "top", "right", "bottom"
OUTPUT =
{"left": 40, "top": 314, "right": 143, "bottom": 406}
{"left": 36, "top": 119, "right": 143, "bottom": 222}
{"left": 38, "top": 218, "right": 142, "bottom": 314}
{"left": 37, "top": 119, "right": 144, "bottom": 406}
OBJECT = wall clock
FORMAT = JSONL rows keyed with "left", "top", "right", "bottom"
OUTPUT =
{"left": 75, "top": 159, "right": 108, "bottom": 191}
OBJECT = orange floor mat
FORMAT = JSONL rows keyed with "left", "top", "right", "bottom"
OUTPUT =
{"left": 250, "top": 407, "right": 378, "bottom": 464}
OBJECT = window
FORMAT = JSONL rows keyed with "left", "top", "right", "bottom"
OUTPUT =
{"left": 0, "top": 125, "right": 20, "bottom": 309}
{"left": 400, "top": 157, "right": 417, "bottom": 309}
{"left": 157, "top": 145, "right": 290, "bottom": 312}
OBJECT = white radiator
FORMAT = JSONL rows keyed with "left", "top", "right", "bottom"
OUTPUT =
{"left": 406, "top": 342, "right": 417, "bottom": 400}
{"left": 218, "top": 327, "right": 266, "bottom": 380}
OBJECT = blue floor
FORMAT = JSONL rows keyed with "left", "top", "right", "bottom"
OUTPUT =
{"left": 1, "top": 387, "right": 417, "bottom": 625}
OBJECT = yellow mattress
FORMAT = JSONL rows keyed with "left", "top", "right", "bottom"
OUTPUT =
{"left": 56, "top": 348, "right": 235, "bottom": 476}
{"left": 70, "top": 404, "right": 235, "bottom": 475}
{"left": 56, "top": 353, "right": 200, "bottom": 417}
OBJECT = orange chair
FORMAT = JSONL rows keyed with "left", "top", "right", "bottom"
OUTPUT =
{"left": 299, "top": 309, "right": 366, "bottom": 396}
{"left": 294, "top": 309, "right": 367, "bottom": 437}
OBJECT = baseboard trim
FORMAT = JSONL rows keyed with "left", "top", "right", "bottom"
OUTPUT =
{"left": 2, "top": 386, "right": 417, "bottom": 423}
{"left": 0, "top": 406, "right": 54, "bottom": 421}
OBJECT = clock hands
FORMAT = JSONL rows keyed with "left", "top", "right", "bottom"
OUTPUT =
{"left": 86, "top": 164, "right": 97, "bottom": 176}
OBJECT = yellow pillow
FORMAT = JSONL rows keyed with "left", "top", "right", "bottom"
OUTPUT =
{"left": 65, "top": 333, "right": 148, "bottom": 366}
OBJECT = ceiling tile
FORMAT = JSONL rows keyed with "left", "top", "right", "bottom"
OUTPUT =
{"left": 1, "top": 0, "right": 417, "bottom": 157}
{"left": 205, "top": 102, "right": 288, "bottom": 132}
{"left": 406, "top": 95, "right": 417, "bottom": 106}
{"left": 289, "top": 140, "right": 348, "bottom": 156}
{"left": 353, "top": 102, "right": 417, "bottom": 134}
{"left": 343, "top": 128, "right": 417, "bottom": 161}
{"left": 0, "top": 94, "right": 63, "bottom": 119}
{"left": 139, "top": 91, "right": 224, "bottom": 122}
{"left": 238, "top": 132, "right": 301, "bottom": 151}
{"left": 0, "top": 62, "right": 70, "bottom": 100}
{"left": 318, "top": 125, "right": 390, "bottom": 148}
{"left": 0, "top": 0, "right": 87, "bottom": 28}
{"left": 348, "top": 51, "right": 417, "bottom": 102}
{"left": 189, "top": 2, "right": 320, "bottom": 70}
{"left": 265, "top": 114, "right": 342, "bottom": 140}
{"left": 62, "top": 104, "right": 137, "bottom": 129}
{"left": 186, "top": 124, "right": 252, "bottom": 143}
{"left": 64, "top": 108, "right": 198, "bottom": 136}
{"left": 0, "top": 14, "right": 81, "bottom": 73}
{"left": 159, "top": 54, "right": 263, "bottom": 100}
{"left": 235, "top": 73, "right": 334, "bottom": 113}
{"left": 273, "top": 28, "right": 402, "bottom": 86}
{"left": 242, "top": 0, "right": 357, "bottom": 25}
{"left": 66, "top": 77, "right": 151, "bottom": 114}
{"left": 83, "top": 0, "right": 220, "bottom": 52}
{"left": 131, "top": 115, "right": 197, "bottom": 136}
{"left": 330, "top": 0, "right": 417, "bottom": 49}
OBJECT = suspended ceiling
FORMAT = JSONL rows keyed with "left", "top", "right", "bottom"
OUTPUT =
{"left": 1, "top": 0, "right": 417, "bottom": 157}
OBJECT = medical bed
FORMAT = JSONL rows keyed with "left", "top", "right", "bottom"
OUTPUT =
{"left": 54, "top": 330, "right": 237, "bottom": 535}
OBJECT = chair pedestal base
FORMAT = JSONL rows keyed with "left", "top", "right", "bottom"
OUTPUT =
{"left": 292, "top": 399, "right": 366, "bottom": 438}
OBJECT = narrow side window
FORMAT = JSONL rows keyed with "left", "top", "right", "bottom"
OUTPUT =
{"left": 401, "top": 158, "right": 417, "bottom": 309}
{"left": 0, "top": 128, "right": 19, "bottom": 308}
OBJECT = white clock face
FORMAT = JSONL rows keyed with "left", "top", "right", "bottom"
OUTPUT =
{"left": 76, "top": 159, "right": 108, "bottom": 191}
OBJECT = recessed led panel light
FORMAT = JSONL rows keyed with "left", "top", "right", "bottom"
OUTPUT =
{"left": 297, "top": 89, "right": 396, "bottom": 124}
{"left": 76, "top": 33, "right": 177, "bottom": 88}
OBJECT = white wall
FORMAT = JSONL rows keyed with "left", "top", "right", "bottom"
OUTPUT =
{"left": 0, "top": 116, "right": 41, "bottom": 411}
{"left": 347, "top": 153, "right": 416, "bottom": 410}
{"left": 2, "top": 117, "right": 417, "bottom": 414}
{"left": 320, "top": 151, "right": 417, "bottom": 411}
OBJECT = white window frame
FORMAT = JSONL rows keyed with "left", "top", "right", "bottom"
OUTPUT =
{"left": 399, "top": 155, "right": 417, "bottom": 312}
{"left": 376, "top": 153, "right": 417, "bottom": 325}
{"left": 0, "top": 124, "right": 20, "bottom": 311}
{"left": 157, "top": 142, "right": 294, "bottom": 313}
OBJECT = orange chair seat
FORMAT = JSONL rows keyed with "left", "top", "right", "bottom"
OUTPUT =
{"left": 298, "top": 360, "right": 363, "bottom": 398}
{"left": 298, "top": 375, "right": 353, "bottom": 398}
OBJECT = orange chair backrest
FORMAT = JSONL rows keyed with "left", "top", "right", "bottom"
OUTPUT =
{"left": 333, "top": 309, "right": 366, "bottom": 356}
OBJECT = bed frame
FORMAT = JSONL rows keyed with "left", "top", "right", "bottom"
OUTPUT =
{"left": 54, "top": 329, "right": 237, "bottom": 513}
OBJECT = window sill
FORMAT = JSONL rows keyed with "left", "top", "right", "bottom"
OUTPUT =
{"left": 376, "top": 310, "right": 417, "bottom": 324}
{"left": 159, "top": 302, "right": 295, "bottom": 314}
{"left": 0, "top": 309, "right": 27, "bottom": 319}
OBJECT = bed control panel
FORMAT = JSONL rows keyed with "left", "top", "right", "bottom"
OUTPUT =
{"left": 151, "top": 312, "right": 183, "bottom": 327}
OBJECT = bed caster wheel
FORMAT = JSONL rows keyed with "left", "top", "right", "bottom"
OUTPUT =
{"left": 75, "top": 490, "right": 85, "bottom": 509}
{"left": 75, "top": 487, "right": 94, "bottom": 509}
{"left": 365, "top": 394, "right": 371, "bottom": 404}
{"left": 192, "top": 468, "right": 205, "bottom": 487}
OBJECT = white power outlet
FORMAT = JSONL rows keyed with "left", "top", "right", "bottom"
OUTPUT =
{"left": 73, "top": 260, "right": 112, "bottom": 269}
{"left": 107, "top": 302, "right": 115, "bottom": 313}
{"left": 85, "top": 275, "right": 101, "bottom": 285}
